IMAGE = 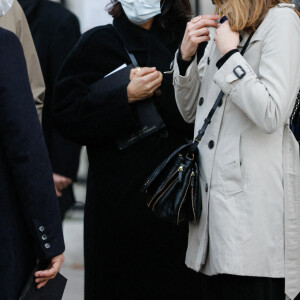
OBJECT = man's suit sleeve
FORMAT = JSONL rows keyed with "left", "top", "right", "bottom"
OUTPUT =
{"left": 0, "top": 30, "right": 64, "bottom": 259}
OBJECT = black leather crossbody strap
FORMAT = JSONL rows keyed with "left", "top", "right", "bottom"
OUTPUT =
{"left": 192, "top": 32, "right": 255, "bottom": 150}
{"left": 112, "top": 24, "right": 139, "bottom": 68}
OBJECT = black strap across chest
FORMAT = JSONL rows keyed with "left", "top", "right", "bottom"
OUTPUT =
{"left": 191, "top": 32, "right": 254, "bottom": 151}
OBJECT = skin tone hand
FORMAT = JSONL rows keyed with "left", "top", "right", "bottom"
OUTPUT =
{"left": 53, "top": 173, "right": 72, "bottom": 197}
{"left": 35, "top": 253, "right": 65, "bottom": 289}
{"left": 215, "top": 20, "right": 240, "bottom": 56}
{"left": 127, "top": 67, "right": 163, "bottom": 103}
{"left": 180, "top": 14, "right": 220, "bottom": 61}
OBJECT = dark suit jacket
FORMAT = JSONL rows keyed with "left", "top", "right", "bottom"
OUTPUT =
{"left": 19, "top": 0, "right": 82, "bottom": 216}
{"left": 0, "top": 28, "right": 64, "bottom": 299}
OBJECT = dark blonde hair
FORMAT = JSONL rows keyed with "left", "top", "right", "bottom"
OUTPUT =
{"left": 214, "top": 0, "right": 300, "bottom": 31}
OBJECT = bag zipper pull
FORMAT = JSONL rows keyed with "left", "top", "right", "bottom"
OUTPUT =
{"left": 190, "top": 171, "right": 195, "bottom": 187}
{"left": 178, "top": 166, "right": 184, "bottom": 182}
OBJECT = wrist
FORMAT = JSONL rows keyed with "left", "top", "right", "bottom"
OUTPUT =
{"left": 180, "top": 46, "right": 193, "bottom": 62}
{"left": 221, "top": 46, "right": 237, "bottom": 56}
{"left": 127, "top": 85, "right": 135, "bottom": 103}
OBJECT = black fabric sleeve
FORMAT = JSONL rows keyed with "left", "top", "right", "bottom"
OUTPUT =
{"left": 53, "top": 28, "right": 139, "bottom": 146}
{"left": 47, "top": 13, "right": 82, "bottom": 179}
{"left": 177, "top": 47, "right": 195, "bottom": 76}
{"left": 0, "top": 30, "right": 64, "bottom": 259}
{"left": 216, "top": 49, "right": 239, "bottom": 69}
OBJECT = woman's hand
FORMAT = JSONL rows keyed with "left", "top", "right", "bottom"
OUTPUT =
{"left": 215, "top": 21, "right": 239, "bottom": 56}
{"left": 35, "top": 253, "right": 65, "bottom": 289}
{"left": 180, "top": 15, "right": 219, "bottom": 61}
{"left": 127, "top": 67, "right": 163, "bottom": 103}
{"left": 53, "top": 173, "right": 72, "bottom": 197}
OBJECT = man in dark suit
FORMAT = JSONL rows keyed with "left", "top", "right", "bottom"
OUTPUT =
{"left": 0, "top": 27, "right": 65, "bottom": 299}
{"left": 19, "top": 0, "right": 82, "bottom": 218}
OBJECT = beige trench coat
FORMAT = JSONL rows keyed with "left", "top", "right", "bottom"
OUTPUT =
{"left": 173, "top": 4, "right": 300, "bottom": 299}
{"left": 0, "top": 0, "right": 44, "bottom": 119}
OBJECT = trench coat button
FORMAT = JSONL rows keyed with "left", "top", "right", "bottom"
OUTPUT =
{"left": 207, "top": 57, "right": 210, "bottom": 65}
{"left": 208, "top": 140, "right": 215, "bottom": 149}
{"left": 205, "top": 184, "right": 208, "bottom": 192}
{"left": 42, "top": 234, "right": 48, "bottom": 241}
{"left": 199, "top": 97, "right": 204, "bottom": 106}
{"left": 39, "top": 226, "right": 45, "bottom": 232}
{"left": 218, "top": 99, "right": 223, "bottom": 107}
{"left": 45, "top": 243, "right": 51, "bottom": 249}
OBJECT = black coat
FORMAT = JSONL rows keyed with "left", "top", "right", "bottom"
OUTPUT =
{"left": 0, "top": 28, "right": 64, "bottom": 299}
{"left": 19, "top": 0, "right": 82, "bottom": 216}
{"left": 54, "top": 15, "right": 206, "bottom": 299}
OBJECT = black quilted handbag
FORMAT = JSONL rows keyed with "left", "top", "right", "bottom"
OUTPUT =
{"left": 140, "top": 34, "right": 254, "bottom": 225}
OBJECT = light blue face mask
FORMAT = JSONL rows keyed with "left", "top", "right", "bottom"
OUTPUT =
{"left": 119, "top": 0, "right": 163, "bottom": 25}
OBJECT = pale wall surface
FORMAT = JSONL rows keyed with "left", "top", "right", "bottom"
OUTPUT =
{"left": 65, "top": 0, "right": 112, "bottom": 32}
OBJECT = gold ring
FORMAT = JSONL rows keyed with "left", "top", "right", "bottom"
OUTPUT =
{"left": 191, "top": 15, "right": 202, "bottom": 23}
{"left": 136, "top": 67, "right": 141, "bottom": 73}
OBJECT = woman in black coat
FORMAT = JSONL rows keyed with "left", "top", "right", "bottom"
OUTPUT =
{"left": 0, "top": 28, "right": 65, "bottom": 299}
{"left": 53, "top": 1, "right": 206, "bottom": 298}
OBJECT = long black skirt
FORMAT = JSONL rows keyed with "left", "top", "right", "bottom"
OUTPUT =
{"left": 198, "top": 273, "right": 287, "bottom": 300}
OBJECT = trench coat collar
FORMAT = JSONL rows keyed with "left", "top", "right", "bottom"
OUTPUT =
{"left": 238, "top": 29, "right": 263, "bottom": 51}
{"left": 113, "top": 15, "right": 175, "bottom": 53}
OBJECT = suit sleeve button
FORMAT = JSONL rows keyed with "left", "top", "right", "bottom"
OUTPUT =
{"left": 45, "top": 243, "right": 51, "bottom": 249}
{"left": 39, "top": 226, "right": 45, "bottom": 232}
{"left": 208, "top": 140, "right": 215, "bottom": 149}
{"left": 199, "top": 97, "right": 204, "bottom": 106}
{"left": 42, "top": 234, "right": 48, "bottom": 241}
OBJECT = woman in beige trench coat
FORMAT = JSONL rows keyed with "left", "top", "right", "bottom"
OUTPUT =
{"left": 174, "top": 0, "right": 300, "bottom": 299}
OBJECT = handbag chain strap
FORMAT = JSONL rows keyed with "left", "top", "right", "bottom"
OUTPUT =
{"left": 291, "top": 90, "right": 300, "bottom": 124}
{"left": 191, "top": 32, "right": 255, "bottom": 151}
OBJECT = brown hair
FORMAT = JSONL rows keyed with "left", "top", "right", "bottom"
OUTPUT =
{"left": 214, "top": 0, "right": 300, "bottom": 32}
{"left": 106, "top": 0, "right": 192, "bottom": 29}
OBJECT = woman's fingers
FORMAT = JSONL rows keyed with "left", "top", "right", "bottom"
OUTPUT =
{"left": 142, "top": 70, "right": 161, "bottom": 83}
{"left": 201, "top": 14, "right": 221, "bottom": 20}
{"left": 135, "top": 67, "right": 156, "bottom": 77}
{"left": 37, "top": 279, "right": 49, "bottom": 289}
{"left": 190, "top": 35, "right": 211, "bottom": 46}
{"left": 149, "top": 73, "right": 163, "bottom": 92}
{"left": 35, "top": 266, "right": 57, "bottom": 279}
{"left": 55, "top": 186, "right": 62, "bottom": 197}
{"left": 191, "top": 18, "right": 219, "bottom": 30}
{"left": 181, "top": 15, "right": 218, "bottom": 61}
{"left": 34, "top": 254, "right": 64, "bottom": 289}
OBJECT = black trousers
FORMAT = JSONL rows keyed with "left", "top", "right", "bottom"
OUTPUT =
{"left": 198, "top": 274, "right": 286, "bottom": 300}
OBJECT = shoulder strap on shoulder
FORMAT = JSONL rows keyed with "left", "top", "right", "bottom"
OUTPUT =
{"left": 111, "top": 24, "right": 139, "bottom": 68}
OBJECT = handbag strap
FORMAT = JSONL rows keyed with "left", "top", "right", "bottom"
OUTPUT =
{"left": 191, "top": 32, "right": 254, "bottom": 152}
{"left": 112, "top": 24, "right": 139, "bottom": 68}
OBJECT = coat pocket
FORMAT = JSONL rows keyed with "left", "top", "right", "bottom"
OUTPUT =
{"left": 221, "top": 135, "right": 245, "bottom": 196}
